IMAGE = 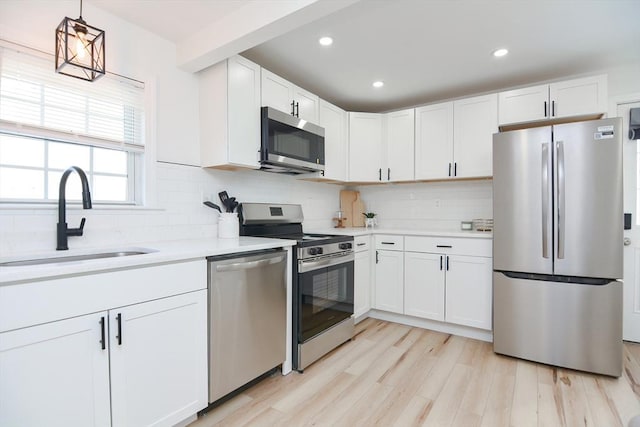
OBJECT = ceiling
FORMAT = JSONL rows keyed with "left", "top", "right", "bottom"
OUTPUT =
{"left": 89, "top": 0, "right": 640, "bottom": 112}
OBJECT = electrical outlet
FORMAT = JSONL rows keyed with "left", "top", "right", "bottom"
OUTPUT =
{"left": 435, "top": 199, "right": 441, "bottom": 208}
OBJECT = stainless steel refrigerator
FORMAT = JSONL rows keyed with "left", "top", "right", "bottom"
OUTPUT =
{"left": 492, "top": 117, "right": 623, "bottom": 377}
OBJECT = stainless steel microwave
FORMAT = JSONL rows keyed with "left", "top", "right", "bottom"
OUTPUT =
{"left": 260, "top": 106, "right": 325, "bottom": 174}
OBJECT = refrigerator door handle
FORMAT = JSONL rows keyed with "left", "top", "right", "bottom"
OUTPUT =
{"left": 557, "top": 141, "right": 565, "bottom": 259}
{"left": 542, "top": 143, "right": 550, "bottom": 259}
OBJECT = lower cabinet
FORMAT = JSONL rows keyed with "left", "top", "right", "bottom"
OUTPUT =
{"left": 374, "top": 249, "right": 404, "bottom": 314}
{"left": 404, "top": 252, "right": 492, "bottom": 330}
{"left": 0, "top": 290, "right": 208, "bottom": 427}
{"left": 354, "top": 239, "right": 372, "bottom": 319}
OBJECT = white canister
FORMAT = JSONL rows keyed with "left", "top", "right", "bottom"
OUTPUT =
{"left": 218, "top": 212, "right": 239, "bottom": 238}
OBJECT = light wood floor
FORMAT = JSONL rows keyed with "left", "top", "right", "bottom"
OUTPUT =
{"left": 189, "top": 318, "right": 640, "bottom": 427}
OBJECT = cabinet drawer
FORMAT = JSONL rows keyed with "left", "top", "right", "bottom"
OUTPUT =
{"left": 405, "top": 236, "right": 491, "bottom": 257}
{"left": 354, "top": 235, "right": 370, "bottom": 252}
{"left": 375, "top": 235, "right": 404, "bottom": 251}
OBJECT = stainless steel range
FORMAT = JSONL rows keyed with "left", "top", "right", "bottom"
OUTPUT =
{"left": 239, "top": 203, "right": 354, "bottom": 372}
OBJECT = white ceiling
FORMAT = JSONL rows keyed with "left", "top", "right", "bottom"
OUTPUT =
{"left": 89, "top": 0, "right": 640, "bottom": 112}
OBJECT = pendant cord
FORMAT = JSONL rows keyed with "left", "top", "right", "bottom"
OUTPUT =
{"left": 79, "top": 0, "right": 83, "bottom": 19}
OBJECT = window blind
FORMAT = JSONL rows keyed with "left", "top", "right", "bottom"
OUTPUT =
{"left": 0, "top": 42, "right": 145, "bottom": 152}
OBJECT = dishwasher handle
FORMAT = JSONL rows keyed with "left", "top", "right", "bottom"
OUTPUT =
{"left": 216, "top": 255, "right": 286, "bottom": 272}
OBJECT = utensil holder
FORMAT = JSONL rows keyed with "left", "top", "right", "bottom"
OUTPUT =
{"left": 218, "top": 213, "right": 239, "bottom": 238}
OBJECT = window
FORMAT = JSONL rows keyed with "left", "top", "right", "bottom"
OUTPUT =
{"left": 0, "top": 42, "right": 145, "bottom": 204}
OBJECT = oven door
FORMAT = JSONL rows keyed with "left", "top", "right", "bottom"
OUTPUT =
{"left": 261, "top": 107, "right": 325, "bottom": 172}
{"left": 297, "top": 253, "right": 354, "bottom": 343}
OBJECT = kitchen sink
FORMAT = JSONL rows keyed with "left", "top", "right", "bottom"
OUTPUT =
{"left": 0, "top": 249, "right": 156, "bottom": 267}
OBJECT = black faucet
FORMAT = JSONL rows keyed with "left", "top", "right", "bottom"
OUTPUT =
{"left": 57, "top": 166, "right": 92, "bottom": 250}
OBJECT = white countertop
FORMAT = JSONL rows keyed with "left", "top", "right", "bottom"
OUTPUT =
{"left": 308, "top": 227, "right": 493, "bottom": 239}
{"left": 0, "top": 237, "right": 296, "bottom": 285}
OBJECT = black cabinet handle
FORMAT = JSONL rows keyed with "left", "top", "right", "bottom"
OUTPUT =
{"left": 440, "top": 255, "right": 443, "bottom": 271}
{"left": 552, "top": 100, "right": 555, "bottom": 117}
{"left": 436, "top": 245, "right": 452, "bottom": 248}
{"left": 376, "top": 250, "right": 379, "bottom": 264}
{"left": 357, "top": 243, "right": 366, "bottom": 246}
{"left": 378, "top": 168, "right": 382, "bottom": 181}
{"left": 544, "top": 101, "right": 548, "bottom": 117}
{"left": 295, "top": 102, "right": 300, "bottom": 117}
{"left": 381, "top": 242, "right": 395, "bottom": 245}
{"left": 116, "top": 313, "right": 122, "bottom": 345}
{"left": 387, "top": 168, "right": 390, "bottom": 181}
{"left": 448, "top": 163, "right": 452, "bottom": 177}
{"left": 446, "top": 256, "right": 450, "bottom": 271}
{"left": 99, "top": 316, "right": 106, "bottom": 350}
{"left": 291, "top": 100, "right": 295, "bottom": 116}
{"left": 454, "top": 162, "right": 457, "bottom": 177}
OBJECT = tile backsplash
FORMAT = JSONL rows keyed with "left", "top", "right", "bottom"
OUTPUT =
{"left": 0, "top": 162, "right": 341, "bottom": 257}
{"left": 357, "top": 180, "right": 493, "bottom": 230}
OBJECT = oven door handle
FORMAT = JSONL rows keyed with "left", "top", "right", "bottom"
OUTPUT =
{"left": 298, "top": 253, "right": 354, "bottom": 273}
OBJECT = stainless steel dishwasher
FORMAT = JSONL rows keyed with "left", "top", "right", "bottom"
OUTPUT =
{"left": 207, "top": 249, "right": 287, "bottom": 404}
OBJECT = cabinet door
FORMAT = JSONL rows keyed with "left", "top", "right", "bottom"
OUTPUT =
{"left": 374, "top": 250, "right": 404, "bottom": 314}
{"left": 385, "top": 108, "right": 415, "bottom": 182}
{"left": 110, "top": 290, "right": 208, "bottom": 427}
{"left": 404, "top": 252, "right": 445, "bottom": 321}
{"left": 261, "top": 68, "right": 294, "bottom": 115}
{"left": 354, "top": 249, "right": 372, "bottom": 319}
{"left": 0, "top": 313, "right": 111, "bottom": 427}
{"left": 348, "top": 112, "right": 383, "bottom": 182}
{"left": 319, "top": 99, "right": 348, "bottom": 181}
{"left": 498, "top": 84, "right": 549, "bottom": 125}
{"left": 415, "top": 102, "right": 453, "bottom": 180}
{"left": 228, "top": 55, "right": 261, "bottom": 168}
{"left": 453, "top": 93, "right": 497, "bottom": 178}
{"left": 445, "top": 255, "right": 492, "bottom": 330}
{"left": 294, "top": 86, "right": 319, "bottom": 123}
{"left": 549, "top": 75, "right": 607, "bottom": 119}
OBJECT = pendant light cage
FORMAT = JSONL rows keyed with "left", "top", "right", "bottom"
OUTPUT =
{"left": 55, "top": 14, "right": 105, "bottom": 82}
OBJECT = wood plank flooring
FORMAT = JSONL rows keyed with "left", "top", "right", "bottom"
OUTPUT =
{"left": 189, "top": 319, "right": 640, "bottom": 427}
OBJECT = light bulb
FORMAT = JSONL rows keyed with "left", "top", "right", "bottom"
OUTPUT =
{"left": 76, "top": 36, "right": 86, "bottom": 60}
{"left": 74, "top": 25, "right": 88, "bottom": 61}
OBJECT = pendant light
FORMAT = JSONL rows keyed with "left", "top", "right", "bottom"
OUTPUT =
{"left": 55, "top": 0, "right": 105, "bottom": 82}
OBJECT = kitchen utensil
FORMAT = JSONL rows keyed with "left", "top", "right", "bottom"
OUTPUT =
{"left": 229, "top": 200, "right": 239, "bottom": 213}
{"left": 218, "top": 191, "right": 230, "bottom": 210}
{"left": 203, "top": 201, "right": 222, "bottom": 213}
{"left": 227, "top": 197, "right": 236, "bottom": 212}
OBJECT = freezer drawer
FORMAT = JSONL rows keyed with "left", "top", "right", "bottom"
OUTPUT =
{"left": 493, "top": 272, "right": 622, "bottom": 377}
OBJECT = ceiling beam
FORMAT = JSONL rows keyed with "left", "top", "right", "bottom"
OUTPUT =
{"left": 176, "top": 0, "right": 360, "bottom": 73}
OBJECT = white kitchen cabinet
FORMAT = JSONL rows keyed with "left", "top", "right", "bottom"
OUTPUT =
{"left": 348, "top": 112, "right": 384, "bottom": 182}
{"left": 414, "top": 95, "right": 496, "bottom": 180}
{"left": 200, "top": 55, "right": 261, "bottom": 169}
{"left": 0, "top": 290, "right": 207, "bottom": 427}
{"left": 110, "top": 290, "right": 208, "bottom": 427}
{"left": 262, "top": 68, "right": 319, "bottom": 123}
{"left": 374, "top": 235, "right": 404, "bottom": 314}
{"left": 453, "top": 94, "right": 498, "bottom": 178}
{"left": 404, "top": 251, "right": 445, "bottom": 321}
{"left": 402, "top": 236, "right": 492, "bottom": 330}
{"left": 354, "top": 235, "right": 372, "bottom": 320}
{"left": 498, "top": 74, "right": 607, "bottom": 126}
{"left": 415, "top": 102, "right": 454, "bottom": 180}
{"left": 318, "top": 99, "right": 348, "bottom": 181}
{"left": 0, "top": 312, "right": 112, "bottom": 427}
{"left": 445, "top": 255, "right": 492, "bottom": 330}
{"left": 384, "top": 108, "right": 415, "bottom": 182}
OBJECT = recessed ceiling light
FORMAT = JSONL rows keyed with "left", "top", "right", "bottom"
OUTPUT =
{"left": 372, "top": 81, "right": 384, "bottom": 88}
{"left": 319, "top": 36, "right": 333, "bottom": 46}
{"left": 493, "top": 48, "right": 509, "bottom": 57}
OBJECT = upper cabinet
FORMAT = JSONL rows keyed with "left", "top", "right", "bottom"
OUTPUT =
{"left": 262, "top": 69, "right": 319, "bottom": 123}
{"left": 453, "top": 94, "right": 498, "bottom": 178}
{"left": 199, "top": 55, "right": 261, "bottom": 170}
{"left": 498, "top": 74, "right": 607, "bottom": 126}
{"left": 318, "top": 100, "right": 348, "bottom": 182}
{"left": 348, "top": 112, "right": 384, "bottom": 182}
{"left": 415, "top": 94, "right": 497, "bottom": 180}
{"left": 415, "top": 102, "right": 453, "bottom": 180}
{"left": 384, "top": 108, "right": 415, "bottom": 182}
